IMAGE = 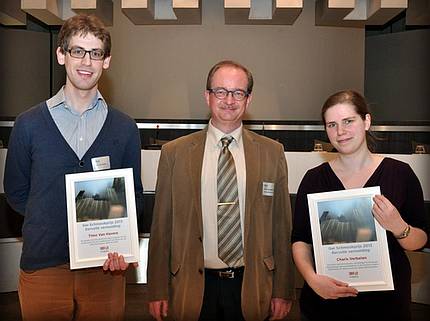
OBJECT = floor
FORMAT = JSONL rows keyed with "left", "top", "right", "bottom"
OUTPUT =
{"left": 1, "top": 284, "right": 429, "bottom": 321}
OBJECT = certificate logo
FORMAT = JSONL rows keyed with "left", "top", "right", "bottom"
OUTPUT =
{"left": 100, "top": 245, "right": 110, "bottom": 252}
{"left": 349, "top": 271, "right": 359, "bottom": 278}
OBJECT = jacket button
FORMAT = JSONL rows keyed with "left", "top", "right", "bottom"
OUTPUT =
{"left": 198, "top": 268, "right": 203, "bottom": 274}
{"left": 198, "top": 236, "right": 202, "bottom": 242}
{"left": 79, "top": 160, "right": 85, "bottom": 167}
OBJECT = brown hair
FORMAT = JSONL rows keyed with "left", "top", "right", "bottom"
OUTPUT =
{"left": 57, "top": 14, "right": 111, "bottom": 57}
{"left": 206, "top": 60, "right": 254, "bottom": 93}
{"left": 321, "top": 90, "right": 376, "bottom": 151}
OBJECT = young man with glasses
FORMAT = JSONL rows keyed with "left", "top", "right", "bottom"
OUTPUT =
{"left": 4, "top": 14, "right": 143, "bottom": 321}
{"left": 147, "top": 60, "right": 295, "bottom": 321}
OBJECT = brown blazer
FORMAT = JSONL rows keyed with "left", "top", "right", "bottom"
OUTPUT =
{"left": 147, "top": 128, "right": 295, "bottom": 321}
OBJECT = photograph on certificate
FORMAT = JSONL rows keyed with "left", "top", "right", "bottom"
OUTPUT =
{"left": 319, "top": 197, "right": 377, "bottom": 245}
{"left": 307, "top": 186, "right": 394, "bottom": 292}
{"left": 75, "top": 177, "right": 127, "bottom": 222}
{"left": 66, "top": 168, "right": 139, "bottom": 269}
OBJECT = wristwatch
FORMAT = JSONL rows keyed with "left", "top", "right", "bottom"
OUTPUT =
{"left": 395, "top": 224, "right": 411, "bottom": 239}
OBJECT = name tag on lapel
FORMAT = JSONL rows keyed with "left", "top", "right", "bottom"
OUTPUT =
{"left": 91, "top": 156, "right": 111, "bottom": 171}
{"left": 262, "top": 182, "right": 274, "bottom": 197}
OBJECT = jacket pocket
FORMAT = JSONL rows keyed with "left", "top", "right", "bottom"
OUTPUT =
{"left": 263, "top": 256, "right": 275, "bottom": 271}
{"left": 170, "top": 262, "right": 180, "bottom": 276}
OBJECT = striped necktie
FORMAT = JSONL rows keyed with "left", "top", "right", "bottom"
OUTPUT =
{"left": 217, "top": 136, "right": 243, "bottom": 267}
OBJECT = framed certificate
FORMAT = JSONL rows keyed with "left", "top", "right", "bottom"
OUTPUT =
{"left": 307, "top": 186, "right": 394, "bottom": 292}
{"left": 65, "top": 168, "right": 140, "bottom": 269}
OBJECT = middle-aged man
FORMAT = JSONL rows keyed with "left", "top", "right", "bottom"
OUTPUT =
{"left": 4, "top": 14, "right": 143, "bottom": 321}
{"left": 147, "top": 60, "right": 295, "bottom": 321}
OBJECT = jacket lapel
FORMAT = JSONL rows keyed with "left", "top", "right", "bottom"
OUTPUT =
{"left": 189, "top": 130, "right": 207, "bottom": 237}
{"left": 243, "top": 129, "right": 260, "bottom": 247}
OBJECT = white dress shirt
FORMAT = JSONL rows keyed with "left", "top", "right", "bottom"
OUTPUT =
{"left": 201, "top": 120, "right": 246, "bottom": 269}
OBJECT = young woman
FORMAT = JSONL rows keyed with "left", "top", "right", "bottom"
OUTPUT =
{"left": 291, "top": 90, "right": 428, "bottom": 321}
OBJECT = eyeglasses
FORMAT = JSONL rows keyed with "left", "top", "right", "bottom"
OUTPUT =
{"left": 67, "top": 46, "right": 106, "bottom": 60}
{"left": 208, "top": 87, "right": 249, "bottom": 101}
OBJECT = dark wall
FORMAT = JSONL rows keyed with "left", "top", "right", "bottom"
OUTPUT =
{"left": 0, "top": 27, "right": 51, "bottom": 115}
{"left": 365, "top": 29, "right": 430, "bottom": 122}
{"left": 51, "top": 32, "right": 67, "bottom": 97}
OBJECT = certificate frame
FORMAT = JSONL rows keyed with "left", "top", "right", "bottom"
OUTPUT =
{"left": 307, "top": 186, "right": 394, "bottom": 292}
{"left": 66, "top": 168, "right": 140, "bottom": 269}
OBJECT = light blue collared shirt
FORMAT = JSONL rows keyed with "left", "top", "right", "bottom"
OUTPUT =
{"left": 47, "top": 87, "right": 108, "bottom": 159}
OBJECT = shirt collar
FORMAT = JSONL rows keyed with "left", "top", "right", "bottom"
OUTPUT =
{"left": 207, "top": 119, "right": 243, "bottom": 149}
{"left": 46, "top": 86, "right": 107, "bottom": 113}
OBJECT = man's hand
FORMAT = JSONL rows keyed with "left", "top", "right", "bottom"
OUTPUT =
{"left": 269, "top": 298, "right": 292, "bottom": 320}
{"left": 102, "top": 252, "right": 138, "bottom": 271}
{"left": 149, "top": 300, "right": 168, "bottom": 321}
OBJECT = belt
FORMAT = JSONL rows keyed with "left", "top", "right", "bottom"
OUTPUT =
{"left": 205, "top": 266, "right": 244, "bottom": 279}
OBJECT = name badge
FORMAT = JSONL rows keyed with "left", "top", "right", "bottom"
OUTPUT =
{"left": 262, "top": 182, "right": 274, "bottom": 197}
{"left": 91, "top": 156, "right": 111, "bottom": 171}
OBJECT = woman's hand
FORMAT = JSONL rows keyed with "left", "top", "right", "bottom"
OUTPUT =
{"left": 308, "top": 274, "right": 358, "bottom": 299}
{"left": 372, "top": 194, "right": 406, "bottom": 236}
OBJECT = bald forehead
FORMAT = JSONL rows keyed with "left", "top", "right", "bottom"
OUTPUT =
{"left": 212, "top": 65, "right": 246, "bottom": 77}
{"left": 211, "top": 66, "right": 248, "bottom": 87}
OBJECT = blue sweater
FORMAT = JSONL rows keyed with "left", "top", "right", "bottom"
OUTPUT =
{"left": 4, "top": 102, "right": 144, "bottom": 270}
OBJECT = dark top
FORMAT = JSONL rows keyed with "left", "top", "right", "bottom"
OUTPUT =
{"left": 4, "top": 102, "right": 144, "bottom": 270}
{"left": 291, "top": 157, "right": 428, "bottom": 321}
